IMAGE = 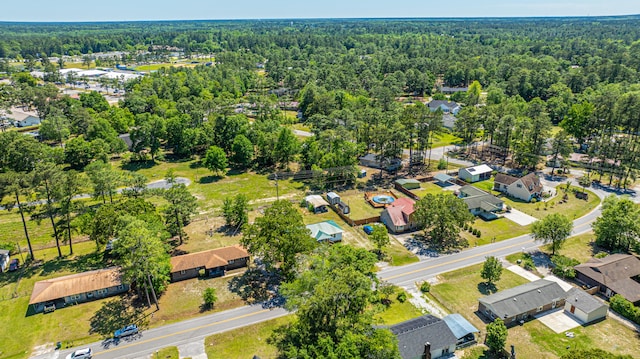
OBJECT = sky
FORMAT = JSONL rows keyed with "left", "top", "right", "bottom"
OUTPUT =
{"left": 1, "top": 0, "right": 640, "bottom": 22}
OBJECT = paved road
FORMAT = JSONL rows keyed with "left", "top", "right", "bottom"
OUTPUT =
{"left": 292, "top": 129, "right": 313, "bottom": 137}
{"left": 2, "top": 177, "right": 191, "bottom": 210}
{"left": 35, "top": 180, "right": 620, "bottom": 359}
{"left": 402, "top": 145, "right": 475, "bottom": 168}
{"left": 46, "top": 305, "right": 288, "bottom": 359}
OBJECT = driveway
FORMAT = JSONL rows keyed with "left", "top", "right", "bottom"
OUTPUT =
{"left": 535, "top": 308, "right": 582, "bottom": 333}
{"left": 503, "top": 208, "right": 538, "bottom": 226}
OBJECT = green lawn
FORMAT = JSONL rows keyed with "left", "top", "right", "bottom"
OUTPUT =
{"left": 331, "top": 190, "right": 382, "bottom": 220}
{"left": 133, "top": 63, "right": 175, "bottom": 71}
{"left": 543, "top": 232, "right": 601, "bottom": 263}
{"left": 461, "top": 217, "right": 530, "bottom": 247}
{"left": 501, "top": 186, "right": 600, "bottom": 221}
{"left": 428, "top": 263, "right": 530, "bottom": 329}
{"left": 374, "top": 288, "right": 424, "bottom": 325}
{"left": 291, "top": 122, "right": 311, "bottom": 132}
{"left": 205, "top": 316, "right": 291, "bottom": 359}
{"left": 155, "top": 346, "right": 179, "bottom": 359}
{"left": 386, "top": 239, "right": 420, "bottom": 266}
{"left": 411, "top": 181, "right": 447, "bottom": 198}
{"left": 431, "top": 132, "right": 462, "bottom": 149}
{"left": 471, "top": 179, "right": 495, "bottom": 193}
{"left": 506, "top": 317, "right": 640, "bottom": 359}
{"left": 0, "top": 241, "right": 116, "bottom": 359}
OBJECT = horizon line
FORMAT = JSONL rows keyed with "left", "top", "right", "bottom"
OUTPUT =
{"left": 1, "top": 13, "right": 640, "bottom": 24}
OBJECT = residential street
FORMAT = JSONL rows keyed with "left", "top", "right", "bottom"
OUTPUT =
{"left": 37, "top": 179, "right": 621, "bottom": 359}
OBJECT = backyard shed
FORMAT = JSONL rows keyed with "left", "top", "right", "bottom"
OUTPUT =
{"left": 564, "top": 287, "right": 608, "bottom": 324}
{"left": 326, "top": 192, "right": 341, "bottom": 205}
{"left": 396, "top": 179, "right": 421, "bottom": 190}
{"left": 304, "top": 195, "right": 330, "bottom": 213}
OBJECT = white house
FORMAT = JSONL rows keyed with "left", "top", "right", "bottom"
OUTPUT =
{"left": 458, "top": 164, "right": 492, "bottom": 183}
{"left": 564, "top": 288, "right": 608, "bottom": 324}
{"left": 493, "top": 173, "right": 543, "bottom": 202}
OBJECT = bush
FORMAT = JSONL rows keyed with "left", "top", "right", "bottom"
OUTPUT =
{"left": 594, "top": 252, "right": 608, "bottom": 259}
{"left": 609, "top": 294, "right": 640, "bottom": 324}
{"left": 437, "top": 158, "right": 447, "bottom": 170}
{"left": 475, "top": 230, "right": 481, "bottom": 238}
{"left": 551, "top": 255, "right": 579, "bottom": 279}
{"left": 396, "top": 291, "right": 408, "bottom": 303}
{"left": 463, "top": 223, "right": 469, "bottom": 231}
{"left": 530, "top": 198, "right": 537, "bottom": 204}
{"left": 420, "top": 281, "right": 431, "bottom": 293}
{"left": 203, "top": 287, "right": 217, "bottom": 309}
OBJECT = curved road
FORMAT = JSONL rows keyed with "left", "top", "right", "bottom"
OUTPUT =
{"left": 36, "top": 181, "right": 621, "bottom": 359}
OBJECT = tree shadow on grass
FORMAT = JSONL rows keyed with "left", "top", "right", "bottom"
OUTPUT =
{"left": 199, "top": 175, "right": 223, "bottom": 184}
{"left": 228, "top": 267, "right": 282, "bottom": 306}
{"left": 477, "top": 282, "right": 498, "bottom": 295}
{"left": 121, "top": 160, "right": 158, "bottom": 172}
{"left": 90, "top": 296, "right": 148, "bottom": 341}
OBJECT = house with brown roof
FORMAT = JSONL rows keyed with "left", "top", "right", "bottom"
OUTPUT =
{"left": 380, "top": 197, "right": 417, "bottom": 233}
{"left": 493, "top": 173, "right": 543, "bottom": 202}
{"left": 170, "top": 245, "right": 250, "bottom": 282}
{"left": 29, "top": 267, "right": 128, "bottom": 313}
{"left": 574, "top": 254, "right": 640, "bottom": 304}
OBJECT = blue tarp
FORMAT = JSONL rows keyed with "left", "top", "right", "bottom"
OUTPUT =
{"left": 442, "top": 314, "right": 479, "bottom": 339}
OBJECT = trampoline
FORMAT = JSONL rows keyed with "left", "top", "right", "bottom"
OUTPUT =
{"left": 372, "top": 195, "right": 395, "bottom": 204}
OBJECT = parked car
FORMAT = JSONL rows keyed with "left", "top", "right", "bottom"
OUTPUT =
{"left": 8, "top": 259, "right": 19, "bottom": 272}
{"left": 363, "top": 225, "right": 373, "bottom": 235}
{"left": 114, "top": 324, "right": 139, "bottom": 339}
{"left": 65, "top": 348, "right": 92, "bottom": 359}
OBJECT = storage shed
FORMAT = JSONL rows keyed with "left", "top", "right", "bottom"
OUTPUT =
{"left": 326, "top": 192, "right": 341, "bottom": 205}
{"left": 564, "top": 287, "right": 608, "bottom": 324}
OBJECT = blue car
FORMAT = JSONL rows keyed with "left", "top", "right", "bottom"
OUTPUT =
{"left": 114, "top": 324, "right": 139, "bottom": 339}
{"left": 363, "top": 225, "right": 374, "bottom": 235}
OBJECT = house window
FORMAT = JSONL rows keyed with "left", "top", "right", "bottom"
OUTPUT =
{"left": 87, "top": 292, "right": 94, "bottom": 298}
{"left": 97, "top": 289, "right": 108, "bottom": 295}
{"left": 117, "top": 285, "right": 124, "bottom": 290}
{"left": 70, "top": 294, "right": 82, "bottom": 301}
{"left": 552, "top": 300, "right": 557, "bottom": 308}
{"left": 180, "top": 270, "right": 187, "bottom": 274}
{"left": 537, "top": 306, "right": 543, "bottom": 312}
{"left": 516, "top": 184, "right": 522, "bottom": 188}
{"left": 228, "top": 259, "right": 235, "bottom": 264}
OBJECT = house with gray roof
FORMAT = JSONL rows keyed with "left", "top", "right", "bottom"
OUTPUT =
{"left": 478, "top": 279, "right": 566, "bottom": 326}
{"left": 389, "top": 314, "right": 458, "bottom": 359}
{"left": 458, "top": 185, "right": 503, "bottom": 220}
{"left": 564, "top": 287, "right": 608, "bottom": 324}
{"left": 427, "top": 100, "right": 461, "bottom": 115}
{"left": 574, "top": 254, "right": 640, "bottom": 304}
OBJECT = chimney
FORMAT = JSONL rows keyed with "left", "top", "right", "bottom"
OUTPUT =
{"left": 423, "top": 342, "right": 432, "bottom": 359}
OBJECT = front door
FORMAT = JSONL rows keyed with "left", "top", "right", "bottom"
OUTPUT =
{"left": 570, "top": 305, "right": 575, "bottom": 314}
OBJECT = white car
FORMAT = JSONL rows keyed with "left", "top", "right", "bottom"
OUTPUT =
{"left": 65, "top": 348, "right": 92, "bottom": 359}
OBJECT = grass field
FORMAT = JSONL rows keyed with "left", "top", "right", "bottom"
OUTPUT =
{"left": 431, "top": 132, "right": 462, "bottom": 149}
{"left": 133, "top": 63, "right": 175, "bottom": 71}
{"left": 155, "top": 346, "right": 179, "bottom": 359}
{"left": 411, "top": 181, "right": 448, "bottom": 198}
{"left": 461, "top": 217, "right": 530, "bottom": 247}
{"left": 542, "top": 232, "right": 600, "bottom": 263}
{"left": 330, "top": 190, "right": 382, "bottom": 220}
{"left": 502, "top": 186, "right": 600, "bottom": 221}
{"left": 471, "top": 178, "right": 495, "bottom": 193}
{"left": 205, "top": 316, "right": 291, "bottom": 359}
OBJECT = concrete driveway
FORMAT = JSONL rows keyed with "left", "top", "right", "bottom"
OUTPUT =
{"left": 503, "top": 208, "right": 538, "bottom": 226}
{"left": 535, "top": 309, "right": 582, "bottom": 333}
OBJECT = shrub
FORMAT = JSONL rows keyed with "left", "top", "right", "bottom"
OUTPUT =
{"left": 420, "top": 281, "right": 431, "bottom": 293}
{"left": 551, "top": 255, "right": 579, "bottom": 279}
{"left": 397, "top": 291, "right": 408, "bottom": 303}
{"left": 475, "top": 230, "right": 481, "bottom": 238}
{"left": 468, "top": 226, "right": 474, "bottom": 233}
{"left": 437, "top": 158, "right": 447, "bottom": 170}
{"left": 463, "top": 223, "right": 469, "bottom": 231}
{"left": 609, "top": 294, "right": 640, "bottom": 324}
{"left": 594, "top": 252, "right": 608, "bottom": 259}
{"left": 203, "top": 287, "right": 217, "bottom": 309}
{"left": 531, "top": 198, "right": 537, "bottom": 204}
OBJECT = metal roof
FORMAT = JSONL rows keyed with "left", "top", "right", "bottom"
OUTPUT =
{"left": 442, "top": 314, "right": 479, "bottom": 339}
